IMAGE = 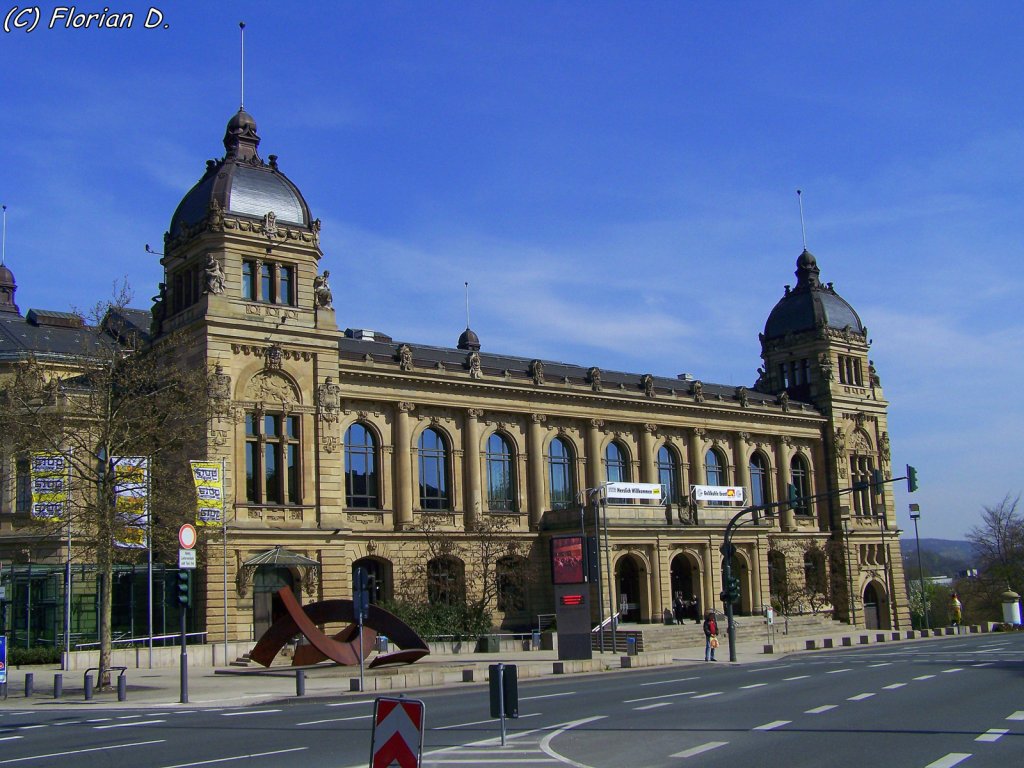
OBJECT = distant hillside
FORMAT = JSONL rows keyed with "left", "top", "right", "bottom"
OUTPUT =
{"left": 900, "top": 538, "right": 976, "bottom": 577}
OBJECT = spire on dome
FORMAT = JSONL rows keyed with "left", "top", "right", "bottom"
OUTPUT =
{"left": 223, "top": 108, "right": 261, "bottom": 163}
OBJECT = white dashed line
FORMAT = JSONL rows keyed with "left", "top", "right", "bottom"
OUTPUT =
{"left": 95, "top": 720, "right": 166, "bottom": 730}
{"left": 434, "top": 713, "right": 541, "bottom": 730}
{"left": 972, "top": 663, "right": 993, "bottom": 668}
{"left": 18, "top": 725, "right": 47, "bottom": 731}
{"left": 297, "top": 715, "right": 372, "bottom": 726}
{"left": 913, "top": 675, "right": 936, "bottom": 681}
{"left": 671, "top": 741, "right": 729, "bottom": 758}
{"left": 805, "top": 705, "right": 838, "bottom": 714}
{"left": 826, "top": 668, "right": 852, "bottom": 674}
{"left": 783, "top": 675, "right": 809, "bottom": 681}
{"left": 868, "top": 663, "right": 892, "bottom": 667}
{"left": 941, "top": 668, "right": 963, "bottom": 674}
{"left": 220, "top": 709, "right": 282, "bottom": 717}
{"left": 740, "top": 683, "right": 767, "bottom": 689}
{"left": 0, "top": 740, "right": 165, "bottom": 765}
{"left": 692, "top": 692, "right": 722, "bottom": 699}
{"left": 753, "top": 720, "right": 791, "bottom": 731}
{"left": 924, "top": 753, "right": 972, "bottom": 768}
{"left": 635, "top": 702, "right": 673, "bottom": 711}
{"left": 327, "top": 700, "right": 375, "bottom": 708}
{"left": 848, "top": 693, "right": 875, "bottom": 701}
{"left": 521, "top": 692, "right": 575, "bottom": 701}
{"left": 975, "top": 729, "right": 1008, "bottom": 743}
{"left": 0, "top": 737, "right": 23, "bottom": 743}
{"left": 641, "top": 677, "right": 699, "bottom": 687}
{"left": 1006, "top": 711, "right": 1024, "bottom": 721}
{"left": 623, "top": 691, "right": 696, "bottom": 704}
{"left": 883, "top": 683, "right": 907, "bottom": 690}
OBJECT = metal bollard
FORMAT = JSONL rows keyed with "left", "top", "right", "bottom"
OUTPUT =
{"left": 84, "top": 674, "right": 93, "bottom": 701}
{"left": 296, "top": 670, "right": 305, "bottom": 697}
{"left": 117, "top": 674, "right": 127, "bottom": 702}
{"left": 24, "top": 673, "right": 34, "bottom": 698}
{"left": 54, "top": 674, "right": 63, "bottom": 699}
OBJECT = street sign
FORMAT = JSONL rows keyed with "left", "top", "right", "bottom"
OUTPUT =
{"left": 178, "top": 523, "right": 197, "bottom": 550}
{"left": 694, "top": 485, "right": 745, "bottom": 502}
{"left": 605, "top": 482, "right": 663, "bottom": 500}
{"left": 178, "top": 548, "right": 197, "bottom": 569}
{"left": 370, "top": 697, "right": 425, "bottom": 768}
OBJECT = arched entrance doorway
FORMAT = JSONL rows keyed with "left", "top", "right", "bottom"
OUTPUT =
{"left": 670, "top": 553, "right": 701, "bottom": 622}
{"left": 863, "top": 581, "right": 890, "bottom": 629}
{"left": 615, "top": 554, "right": 645, "bottom": 623}
{"left": 253, "top": 566, "right": 296, "bottom": 640}
{"left": 352, "top": 557, "right": 392, "bottom": 605}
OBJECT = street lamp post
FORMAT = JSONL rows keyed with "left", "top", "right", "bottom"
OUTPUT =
{"left": 909, "top": 503, "right": 929, "bottom": 629}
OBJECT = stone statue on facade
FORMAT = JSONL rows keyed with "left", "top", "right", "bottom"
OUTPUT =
{"left": 869, "top": 359, "right": 881, "bottom": 387}
{"left": 263, "top": 211, "right": 278, "bottom": 240}
{"left": 397, "top": 344, "right": 413, "bottom": 371}
{"left": 777, "top": 390, "right": 790, "bottom": 412}
{"left": 206, "top": 198, "right": 224, "bottom": 232}
{"left": 692, "top": 380, "right": 705, "bottom": 403}
{"left": 879, "top": 431, "right": 891, "bottom": 464}
{"left": 588, "top": 366, "right": 602, "bottom": 392}
{"left": 317, "top": 376, "right": 341, "bottom": 422}
{"left": 467, "top": 351, "right": 483, "bottom": 379}
{"left": 204, "top": 255, "right": 226, "bottom": 295}
{"left": 642, "top": 374, "right": 655, "bottom": 398}
{"left": 314, "top": 271, "right": 334, "bottom": 309}
{"left": 208, "top": 363, "right": 231, "bottom": 402}
{"left": 311, "top": 218, "right": 321, "bottom": 247}
{"left": 736, "top": 386, "right": 750, "bottom": 408}
{"left": 530, "top": 359, "right": 545, "bottom": 386}
{"left": 819, "top": 353, "right": 834, "bottom": 381}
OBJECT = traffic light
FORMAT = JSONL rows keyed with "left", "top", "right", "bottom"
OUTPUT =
{"left": 871, "top": 469, "right": 884, "bottom": 498}
{"left": 719, "top": 575, "right": 741, "bottom": 604}
{"left": 177, "top": 570, "right": 190, "bottom": 606}
{"left": 907, "top": 464, "right": 919, "bottom": 493}
{"left": 787, "top": 483, "right": 799, "bottom": 511}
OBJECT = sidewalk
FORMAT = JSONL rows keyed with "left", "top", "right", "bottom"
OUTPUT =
{"left": 0, "top": 622, "right": 985, "bottom": 709}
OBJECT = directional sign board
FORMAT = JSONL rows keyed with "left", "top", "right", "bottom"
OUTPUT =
{"left": 370, "top": 697, "right": 425, "bottom": 768}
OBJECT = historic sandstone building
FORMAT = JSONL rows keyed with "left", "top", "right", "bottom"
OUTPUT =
{"left": 1, "top": 108, "right": 911, "bottom": 644}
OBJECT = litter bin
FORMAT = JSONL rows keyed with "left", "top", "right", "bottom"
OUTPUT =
{"left": 531, "top": 630, "right": 541, "bottom": 650}
{"left": 375, "top": 635, "right": 389, "bottom": 653}
{"left": 477, "top": 635, "right": 500, "bottom": 653}
{"left": 626, "top": 636, "right": 638, "bottom": 656}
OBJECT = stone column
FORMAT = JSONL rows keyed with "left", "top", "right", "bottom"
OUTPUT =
{"left": 689, "top": 429, "right": 706, "bottom": 486}
{"left": 464, "top": 409, "right": 482, "bottom": 529}
{"left": 640, "top": 424, "right": 657, "bottom": 484}
{"left": 586, "top": 419, "right": 604, "bottom": 491}
{"left": 777, "top": 436, "right": 795, "bottom": 532}
{"left": 394, "top": 402, "right": 414, "bottom": 529}
{"left": 733, "top": 433, "right": 750, "bottom": 498}
{"left": 650, "top": 547, "right": 663, "bottom": 621}
{"left": 527, "top": 414, "right": 546, "bottom": 529}
{"left": 702, "top": 537, "right": 716, "bottom": 613}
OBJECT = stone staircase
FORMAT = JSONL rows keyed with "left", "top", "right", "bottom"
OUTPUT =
{"left": 614, "top": 613, "right": 847, "bottom": 653}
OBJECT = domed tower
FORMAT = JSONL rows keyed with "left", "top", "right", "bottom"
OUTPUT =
{"left": 0, "top": 263, "right": 20, "bottom": 315}
{"left": 760, "top": 250, "right": 907, "bottom": 629}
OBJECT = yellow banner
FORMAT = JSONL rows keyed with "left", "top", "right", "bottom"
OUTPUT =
{"left": 30, "top": 453, "right": 69, "bottom": 520}
{"left": 114, "top": 457, "right": 148, "bottom": 549}
{"left": 191, "top": 461, "right": 224, "bottom": 526}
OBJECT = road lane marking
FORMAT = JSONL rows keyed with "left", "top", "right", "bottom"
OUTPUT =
{"left": 692, "top": 692, "right": 722, "bottom": 699}
{"left": 740, "top": 683, "right": 767, "bottom": 689}
{"left": 326, "top": 700, "right": 375, "bottom": 708}
{"left": 883, "top": 683, "right": 907, "bottom": 690}
{"left": 641, "top": 677, "right": 699, "bottom": 686}
{"left": 297, "top": 715, "right": 372, "bottom": 726}
{"left": 85, "top": 718, "right": 111, "bottom": 723}
{"left": 434, "top": 713, "right": 541, "bottom": 730}
{"left": 914, "top": 675, "right": 935, "bottom": 681}
{"left": 924, "top": 754, "right": 972, "bottom": 768}
{"left": 805, "top": 705, "right": 837, "bottom": 714}
{"left": 0, "top": 737, "right": 23, "bottom": 743}
{"left": 972, "top": 663, "right": 993, "bottom": 667}
{"left": 753, "top": 720, "right": 791, "bottom": 731}
{"left": 868, "top": 663, "right": 892, "bottom": 667}
{"left": 826, "top": 668, "right": 852, "bottom": 674}
{"left": 671, "top": 741, "right": 729, "bottom": 758}
{"left": 848, "top": 693, "right": 875, "bottom": 701}
{"left": 941, "top": 668, "right": 963, "bottom": 674}
{"left": 635, "top": 702, "right": 673, "bottom": 711}
{"left": 1006, "top": 711, "right": 1024, "bottom": 721}
{"left": 219, "top": 709, "right": 282, "bottom": 717}
{"left": 95, "top": 719, "right": 166, "bottom": 729}
{"left": 18, "top": 726, "right": 46, "bottom": 730}
{"left": 538, "top": 716, "right": 609, "bottom": 768}
{"left": 783, "top": 675, "right": 809, "bottom": 681}
{"left": 152, "top": 747, "right": 308, "bottom": 768}
{"left": 623, "top": 691, "right": 696, "bottom": 704}
{"left": 0, "top": 739, "right": 165, "bottom": 765}
{"left": 116, "top": 714, "right": 142, "bottom": 720}
{"left": 522, "top": 692, "right": 575, "bottom": 701}
{"left": 975, "top": 729, "right": 1008, "bottom": 743}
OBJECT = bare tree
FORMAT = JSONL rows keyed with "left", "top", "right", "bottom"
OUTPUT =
{"left": 0, "top": 290, "right": 211, "bottom": 686}
{"left": 967, "top": 494, "right": 1024, "bottom": 619}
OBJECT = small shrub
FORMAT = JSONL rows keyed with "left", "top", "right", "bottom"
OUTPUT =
{"left": 10, "top": 646, "right": 62, "bottom": 666}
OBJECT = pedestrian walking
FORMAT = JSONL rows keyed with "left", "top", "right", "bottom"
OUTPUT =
{"left": 950, "top": 592, "right": 962, "bottom": 626}
{"left": 673, "top": 592, "right": 685, "bottom": 624}
{"left": 703, "top": 610, "right": 719, "bottom": 661}
{"left": 691, "top": 594, "right": 701, "bottom": 623}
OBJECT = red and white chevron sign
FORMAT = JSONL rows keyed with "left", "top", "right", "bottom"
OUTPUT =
{"left": 370, "top": 697, "right": 425, "bottom": 768}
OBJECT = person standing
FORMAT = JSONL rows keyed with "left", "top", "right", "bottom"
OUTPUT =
{"left": 950, "top": 593, "right": 963, "bottom": 626}
{"left": 703, "top": 611, "right": 718, "bottom": 661}
{"left": 673, "top": 593, "right": 685, "bottom": 624}
{"left": 691, "top": 594, "right": 701, "bottom": 623}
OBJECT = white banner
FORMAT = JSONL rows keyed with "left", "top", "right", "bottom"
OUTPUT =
{"left": 605, "top": 482, "right": 663, "bottom": 500}
{"left": 693, "top": 485, "right": 745, "bottom": 502}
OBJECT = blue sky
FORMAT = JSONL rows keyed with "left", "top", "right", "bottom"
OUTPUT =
{"left": 2, "top": 2, "right": 1021, "bottom": 540}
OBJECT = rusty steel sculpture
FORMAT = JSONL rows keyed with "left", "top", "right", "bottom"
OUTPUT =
{"left": 249, "top": 587, "right": 430, "bottom": 668}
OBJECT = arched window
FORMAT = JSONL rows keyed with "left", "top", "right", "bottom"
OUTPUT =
{"left": 418, "top": 427, "right": 450, "bottom": 510}
{"left": 791, "top": 454, "right": 810, "bottom": 515}
{"left": 427, "top": 556, "right": 465, "bottom": 606}
{"left": 485, "top": 433, "right": 515, "bottom": 512}
{"left": 749, "top": 452, "right": 770, "bottom": 509}
{"left": 496, "top": 556, "right": 527, "bottom": 612}
{"left": 548, "top": 437, "right": 575, "bottom": 510}
{"left": 606, "top": 441, "right": 629, "bottom": 483}
{"left": 657, "top": 445, "right": 682, "bottom": 504}
{"left": 704, "top": 448, "right": 727, "bottom": 505}
{"left": 345, "top": 423, "right": 379, "bottom": 509}
{"left": 352, "top": 557, "right": 392, "bottom": 604}
{"left": 804, "top": 549, "right": 827, "bottom": 594}
{"left": 768, "top": 550, "right": 788, "bottom": 609}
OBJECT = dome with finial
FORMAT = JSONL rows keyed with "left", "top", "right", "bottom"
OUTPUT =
{"left": 457, "top": 326, "right": 481, "bottom": 352}
{"left": 0, "top": 262, "right": 20, "bottom": 315}
{"left": 763, "top": 249, "right": 863, "bottom": 340}
{"left": 168, "top": 108, "right": 312, "bottom": 238}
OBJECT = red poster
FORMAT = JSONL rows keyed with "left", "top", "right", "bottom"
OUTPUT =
{"left": 551, "top": 536, "right": 585, "bottom": 585}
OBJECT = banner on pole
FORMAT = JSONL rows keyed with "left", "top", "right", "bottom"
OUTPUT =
{"left": 190, "top": 461, "right": 224, "bottom": 526}
{"left": 605, "top": 482, "right": 663, "bottom": 501}
{"left": 30, "top": 453, "right": 70, "bottom": 520}
{"left": 114, "top": 457, "right": 149, "bottom": 548}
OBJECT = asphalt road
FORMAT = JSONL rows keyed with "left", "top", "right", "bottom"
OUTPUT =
{"left": 1, "top": 632, "right": 1021, "bottom": 768}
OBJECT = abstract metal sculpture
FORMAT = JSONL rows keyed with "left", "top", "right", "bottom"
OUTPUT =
{"left": 249, "top": 587, "right": 430, "bottom": 668}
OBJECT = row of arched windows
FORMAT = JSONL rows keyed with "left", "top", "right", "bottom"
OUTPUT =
{"left": 343, "top": 423, "right": 814, "bottom": 514}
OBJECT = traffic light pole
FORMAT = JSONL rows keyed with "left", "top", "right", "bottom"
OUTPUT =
{"left": 179, "top": 605, "right": 188, "bottom": 704}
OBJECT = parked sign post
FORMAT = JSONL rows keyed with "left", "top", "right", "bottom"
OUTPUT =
{"left": 489, "top": 663, "right": 519, "bottom": 746}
